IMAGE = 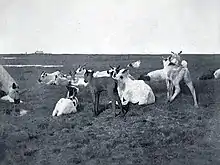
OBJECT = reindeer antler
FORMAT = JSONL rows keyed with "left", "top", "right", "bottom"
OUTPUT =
{"left": 109, "top": 65, "right": 114, "bottom": 69}
{"left": 178, "top": 51, "right": 182, "bottom": 55}
{"left": 81, "top": 62, "right": 88, "bottom": 68}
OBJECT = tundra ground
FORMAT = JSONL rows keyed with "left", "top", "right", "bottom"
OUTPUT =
{"left": 1, "top": 54, "right": 220, "bottom": 165}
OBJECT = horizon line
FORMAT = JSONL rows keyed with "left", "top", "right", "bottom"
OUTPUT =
{"left": 0, "top": 53, "right": 219, "bottom": 56}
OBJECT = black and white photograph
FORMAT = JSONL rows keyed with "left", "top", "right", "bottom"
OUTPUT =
{"left": 0, "top": 0, "right": 220, "bottom": 164}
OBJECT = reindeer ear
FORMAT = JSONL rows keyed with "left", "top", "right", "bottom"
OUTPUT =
{"left": 171, "top": 51, "right": 175, "bottom": 54}
{"left": 12, "top": 83, "right": 17, "bottom": 89}
{"left": 116, "top": 65, "right": 120, "bottom": 69}
{"left": 109, "top": 65, "right": 113, "bottom": 69}
{"left": 168, "top": 56, "right": 172, "bottom": 61}
{"left": 178, "top": 51, "right": 182, "bottom": 55}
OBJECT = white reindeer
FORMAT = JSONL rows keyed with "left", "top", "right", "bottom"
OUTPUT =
{"left": 71, "top": 60, "right": 140, "bottom": 87}
{"left": 71, "top": 64, "right": 121, "bottom": 87}
{"left": 70, "top": 64, "right": 88, "bottom": 87}
{"left": 162, "top": 54, "right": 198, "bottom": 108}
{"left": 52, "top": 85, "right": 79, "bottom": 117}
{"left": 52, "top": 96, "right": 78, "bottom": 117}
{"left": 139, "top": 51, "right": 187, "bottom": 82}
{"left": 113, "top": 68, "right": 155, "bottom": 106}
{"left": 127, "top": 60, "right": 141, "bottom": 68}
{"left": 53, "top": 73, "right": 73, "bottom": 86}
{"left": 38, "top": 71, "right": 61, "bottom": 85}
{"left": 214, "top": 69, "right": 220, "bottom": 79}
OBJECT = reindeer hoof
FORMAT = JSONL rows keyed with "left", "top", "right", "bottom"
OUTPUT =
{"left": 194, "top": 104, "right": 199, "bottom": 108}
{"left": 115, "top": 111, "right": 121, "bottom": 117}
{"left": 121, "top": 112, "right": 126, "bottom": 118}
{"left": 93, "top": 112, "right": 98, "bottom": 117}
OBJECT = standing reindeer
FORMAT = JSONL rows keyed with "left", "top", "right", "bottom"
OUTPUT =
{"left": 84, "top": 69, "right": 125, "bottom": 117}
{"left": 163, "top": 51, "right": 199, "bottom": 108}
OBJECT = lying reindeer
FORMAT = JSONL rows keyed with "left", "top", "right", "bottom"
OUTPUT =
{"left": 84, "top": 69, "right": 125, "bottom": 117}
{"left": 52, "top": 84, "right": 79, "bottom": 117}
{"left": 162, "top": 54, "right": 199, "bottom": 108}
{"left": 38, "top": 71, "right": 61, "bottom": 85}
{"left": 112, "top": 68, "right": 155, "bottom": 106}
{"left": 72, "top": 64, "right": 121, "bottom": 87}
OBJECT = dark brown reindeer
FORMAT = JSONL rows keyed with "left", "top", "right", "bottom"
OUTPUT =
{"left": 84, "top": 69, "right": 125, "bottom": 117}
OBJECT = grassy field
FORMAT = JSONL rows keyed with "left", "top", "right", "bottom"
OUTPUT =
{"left": 1, "top": 54, "right": 220, "bottom": 165}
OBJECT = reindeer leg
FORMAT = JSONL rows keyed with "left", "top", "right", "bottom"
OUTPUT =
{"left": 185, "top": 81, "right": 199, "bottom": 108}
{"left": 169, "top": 82, "right": 174, "bottom": 101}
{"left": 91, "top": 90, "right": 96, "bottom": 116}
{"left": 184, "top": 70, "right": 199, "bottom": 108}
{"left": 91, "top": 89, "right": 95, "bottom": 103}
{"left": 169, "top": 83, "right": 181, "bottom": 103}
{"left": 96, "top": 93, "right": 101, "bottom": 115}
{"left": 115, "top": 92, "right": 125, "bottom": 116}
{"left": 94, "top": 93, "right": 100, "bottom": 116}
{"left": 169, "top": 69, "right": 186, "bottom": 103}
{"left": 165, "top": 79, "right": 169, "bottom": 102}
{"left": 166, "top": 79, "right": 172, "bottom": 102}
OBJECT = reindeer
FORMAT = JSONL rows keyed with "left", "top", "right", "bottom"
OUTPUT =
{"left": 84, "top": 69, "right": 125, "bottom": 117}
{"left": 162, "top": 53, "right": 198, "bottom": 108}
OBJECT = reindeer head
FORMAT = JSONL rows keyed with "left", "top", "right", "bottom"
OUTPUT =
{"left": 113, "top": 68, "right": 130, "bottom": 81}
{"left": 170, "top": 51, "right": 182, "bottom": 65}
{"left": 38, "top": 71, "right": 48, "bottom": 83}
{"left": 75, "top": 63, "right": 87, "bottom": 75}
{"left": 162, "top": 56, "right": 173, "bottom": 67}
{"left": 84, "top": 69, "right": 94, "bottom": 83}
{"left": 107, "top": 65, "right": 120, "bottom": 77}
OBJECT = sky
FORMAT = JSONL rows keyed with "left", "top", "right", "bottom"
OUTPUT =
{"left": 0, "top": 0, "right": 220, "bottom": 54}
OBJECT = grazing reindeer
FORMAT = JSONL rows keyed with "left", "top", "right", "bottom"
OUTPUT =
{"left": 163, "top": 55, "right": 199, "bottom": 108}
{"left": 84, "top": 69, "right": 125, "bottom": 116}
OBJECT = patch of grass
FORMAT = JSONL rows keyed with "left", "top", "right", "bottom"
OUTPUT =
{"left": 1, "top": 54, "right": 220, "bottom": 165}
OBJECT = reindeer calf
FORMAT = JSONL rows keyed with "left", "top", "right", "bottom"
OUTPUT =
{"left": 84, "top": 69, "right": 124, "bottom": 116}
